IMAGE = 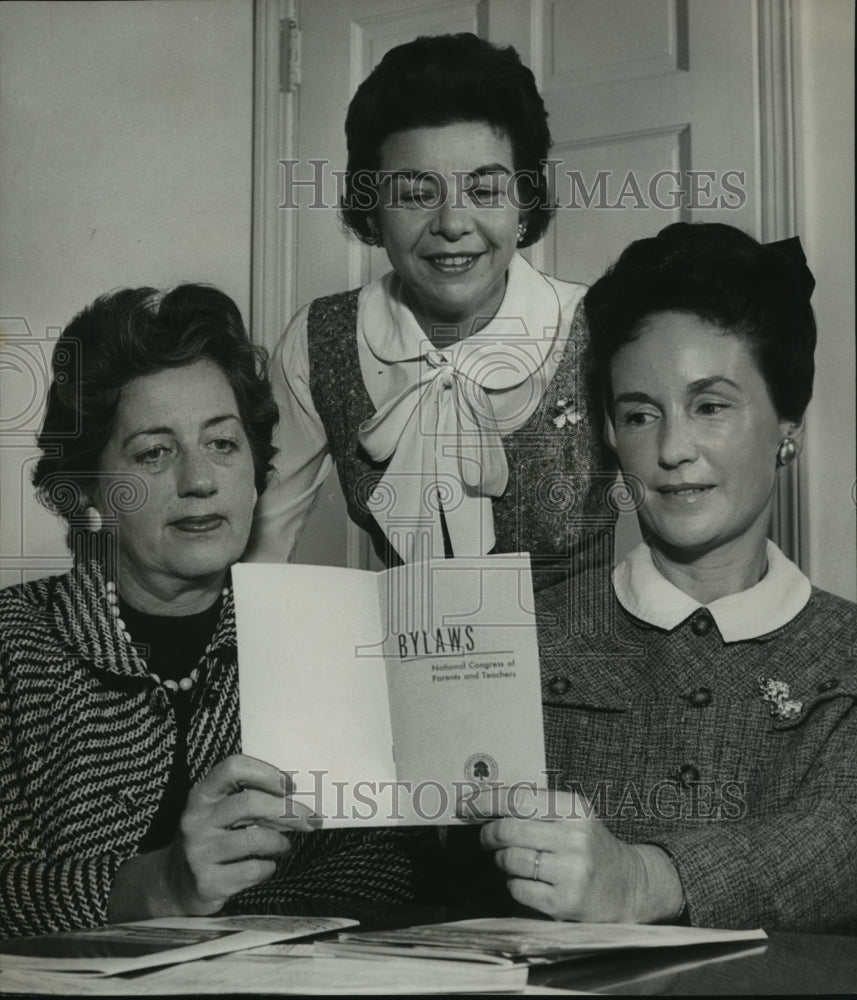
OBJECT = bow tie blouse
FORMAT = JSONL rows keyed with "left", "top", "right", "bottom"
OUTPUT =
{"left": 248, "top": 254, "right": 588, "bottom": 563}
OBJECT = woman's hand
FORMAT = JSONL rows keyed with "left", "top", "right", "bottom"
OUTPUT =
{"left": 463, "top": 786, "right": 684, "bottom": 923}
{"left": 108, "top": 755, "right": 319, "bottom": 921}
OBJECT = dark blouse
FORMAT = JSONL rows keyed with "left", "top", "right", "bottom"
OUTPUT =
{"left": 118, "top": 595, "right": 222, "bottom": 851}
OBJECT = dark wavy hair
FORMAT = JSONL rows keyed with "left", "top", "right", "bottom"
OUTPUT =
{"left": 584, "top": 222, "right": 817, "bottom": 422}
{"left": 33, "top": 284, "right": 278, "bottom": 532}
{"left": 341, "top": 33, "right": 554, "bottom": 247}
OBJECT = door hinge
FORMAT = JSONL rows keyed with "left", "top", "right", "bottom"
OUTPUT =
{"left": 279, "top": 17, "right": 301, "bottom": 93}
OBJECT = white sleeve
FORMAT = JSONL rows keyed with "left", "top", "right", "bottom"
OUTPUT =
{"left": 243, "top": 305, "right": 333, "bottom": 562}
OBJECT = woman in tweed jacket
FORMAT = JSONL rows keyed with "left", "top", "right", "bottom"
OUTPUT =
{"left": 0, "top": 286, "right": 427, "bottom": 939}
{"left": 469, "top": 223, "right": 857, "bottom": 932}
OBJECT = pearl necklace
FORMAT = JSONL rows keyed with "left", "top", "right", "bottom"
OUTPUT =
{"left": 105, "top": 581, "right": 229, "bottom": 694}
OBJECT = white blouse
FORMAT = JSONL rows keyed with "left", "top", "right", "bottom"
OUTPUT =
{"left": 246, "top": 254, "right": 586, "bottom": 563}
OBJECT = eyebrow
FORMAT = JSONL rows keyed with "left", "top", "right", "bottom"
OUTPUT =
{"left": 470, "top": 164, "right": 513, "bottom": 176}
{"left": 614, "top": 376, "right": 743, "bottom": 407}
{"left": 384, "top": 164, "right": 514, "bottom": 180}
{"left": 613, "top": 391, "right": 654, "bottom": 406}
{"left": 687, "top": 375, "right": 742, "bottom": 393}
{"left": 121, "top": 414, "right": 240, "bottom": 450}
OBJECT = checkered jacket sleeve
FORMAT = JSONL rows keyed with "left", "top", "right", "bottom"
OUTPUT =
{"left": 0, "top": 568, "right": 433, "bottom": 939}
{"left": 0, "top": 578, "right": 131, "bottom": 936}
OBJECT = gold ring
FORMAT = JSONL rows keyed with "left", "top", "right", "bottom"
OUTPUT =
{"left": 533, "top": 849, "right": 543, "bottom": 882}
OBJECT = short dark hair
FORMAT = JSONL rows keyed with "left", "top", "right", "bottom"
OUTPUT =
{"left": 33, "top": 284, "right": 278, "bottom": 532}
{"left": 340, "top": 33, "right": 554, "bottom": 247}
{"left": 584, "top": 222, "right": 817, "bottom": 422}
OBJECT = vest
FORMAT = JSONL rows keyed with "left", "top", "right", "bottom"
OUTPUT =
{"left": 306, "top": 287, "right": 616, "bottom": 589}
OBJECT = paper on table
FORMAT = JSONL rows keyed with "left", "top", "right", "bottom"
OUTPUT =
{"left": 0, "top": 915, "right": 357, "bottom": 977}
{"left": 0, "top": 944, "right": 530, "bottom": 995}
{"left": 234, "top": 555, "right": 545, "bottom": 827}
{"left": 528, "top": 934, "right": 768, "bottom": 993}
{"left": 329, "top": 917, "right": 768, "bottom": 964}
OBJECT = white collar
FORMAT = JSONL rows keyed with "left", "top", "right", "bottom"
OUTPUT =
{"left": 613, "top": 540, "right": 812, "bottom": 642}
{"left": 354, "top": 254, "right": 582, "bottom": 561}
{"left": 360, "top": 252, "right": 567, "bottom": 367}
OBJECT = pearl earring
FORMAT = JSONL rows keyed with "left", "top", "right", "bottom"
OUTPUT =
{"left": 84, "top": 505, "right": 103, "bottom": 533}
{"left": 776, "top": 436, "right": 798, "bottom": 468}
{"left": 516, "top": 221, "right": 527, "bottom": 244}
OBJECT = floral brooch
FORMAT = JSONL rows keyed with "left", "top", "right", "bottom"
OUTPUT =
{"left": 759, "top": 677, "right": 803, "bottom": 720}
{"left": 553, "top": 398, "right": 580, "bottom": 429}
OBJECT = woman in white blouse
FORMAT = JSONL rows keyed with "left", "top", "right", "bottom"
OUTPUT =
{"left": 247, "top": 33, "right": 614, "bottom": 586}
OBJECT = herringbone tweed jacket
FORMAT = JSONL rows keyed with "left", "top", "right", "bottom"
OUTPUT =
{"left": 536, "top": 567, "right": 857, "bottom": 932}
{"left": 0, "top": 559, "right": 433, "bottom": 938}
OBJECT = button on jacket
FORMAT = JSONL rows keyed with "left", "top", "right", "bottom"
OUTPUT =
{"left": 536, "top": 542, "right": 857, "bottom": 932}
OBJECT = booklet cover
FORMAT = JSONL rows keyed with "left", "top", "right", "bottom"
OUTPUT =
{"left": 0, "top": 915, "right": 357, "bottom": 976}
{"left": 233, "top": 555, "right": 546, "bottom": 827}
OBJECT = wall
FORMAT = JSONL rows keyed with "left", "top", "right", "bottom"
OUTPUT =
{"left": 0, "top": 0, "right": 254, "bottom": 584}
{"left": 795, "top": 0, "right": 856, "bottom": 600}
{"left": 1, "top": 0, "right": 854, "bottom": 599}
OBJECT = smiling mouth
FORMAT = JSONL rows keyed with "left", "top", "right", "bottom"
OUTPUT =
{"left": 424, "top": 253, "right": 482, "bottom": 273}
{"left": 657, "top": 486, "right": 714, "bottom": 503}
{"left": 170, "top": 515, "right": 225, "bottom": 533}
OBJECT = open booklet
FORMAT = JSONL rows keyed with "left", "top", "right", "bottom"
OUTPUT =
{"left": 233, "top": 555, "right": 546, "bottom": 827}
{"left": 0, "top": 915, "right": 356, "bottom": 977}
{"left": 320, "top": 917, "right": 768, "bottom": 967}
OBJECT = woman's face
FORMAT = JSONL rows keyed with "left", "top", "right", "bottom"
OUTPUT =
{"left": 607, "top": 311, "right": 796, "bottom": 560}
{"left": 95, "top": 358, "right": 257, "bottom": 599}
{"left": 375, "top": 121, "right": 522, "bottom": 333}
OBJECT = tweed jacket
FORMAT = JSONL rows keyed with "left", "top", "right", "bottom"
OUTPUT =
{"left": 0, "top": 559, "right": 433, "bottom": 939}
{"left": 535, "top": 560, "right": 857, "bottom": 932}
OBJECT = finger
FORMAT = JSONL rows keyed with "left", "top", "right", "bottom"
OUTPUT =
{"left": 505, "top": 877, "right": 561, "bottom": 917}
{"left": 277, "top": 795, "right": 322, "bottom": 831}
{"left": 196, "top": 754, "right": 292, "bottom": 801}
{"left": 201, "top": 857, "right": 280, "bottom": 901}
{"left": 183, "top": 825, "right": 290, "bottom": 871}
{"left": 219, "top": 826, "right": 293, "bottom": 863}
{"left": 225, "top": 793, "right": 321, "bottom": 832}
{"left": 214, "top": 789, "right": 320, "bottom": 833}
{"left": 480, "top": 817, "right": 569, "bottom": 853}
{"left": 492, "top": 845, "right": 556, "bottom": 886}
{"left": 225, "top": 857, "right": 279, "bottom": 892}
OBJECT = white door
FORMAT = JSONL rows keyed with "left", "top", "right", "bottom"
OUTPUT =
{"left": 259, "top": 0, "right": 792, "bottom": 567}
